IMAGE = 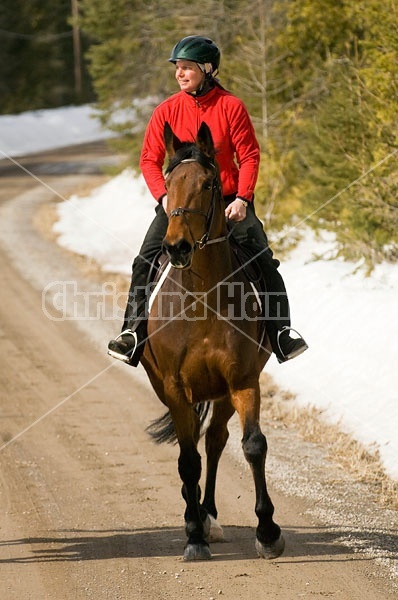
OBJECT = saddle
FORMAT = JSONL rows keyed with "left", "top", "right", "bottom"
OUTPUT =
{"left": 229, "top": 240, "right": 268, "bottom": 349}
{"left": 229, "top": 238, "right": 266, "bottom": 295}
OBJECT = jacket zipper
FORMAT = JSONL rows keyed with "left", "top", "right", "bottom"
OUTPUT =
{"left": 194, "top": 97, "right": 201, "bottom": 130}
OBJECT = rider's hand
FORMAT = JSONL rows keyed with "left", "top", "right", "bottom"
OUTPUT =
{"left": 225, "top": 198, "right": 248, "bottom": 222}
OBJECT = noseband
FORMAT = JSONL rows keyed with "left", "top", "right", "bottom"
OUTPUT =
{"left": 167, "top": 158, "right": 228, "bottom": 250}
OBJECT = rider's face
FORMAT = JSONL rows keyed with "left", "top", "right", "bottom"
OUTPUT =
{"left": 175, "top": 60, "right": 205, "bottom": 93}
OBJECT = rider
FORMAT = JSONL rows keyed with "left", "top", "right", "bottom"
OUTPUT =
{"left": 108, "top": 35, "right": 308, "bottom": 366}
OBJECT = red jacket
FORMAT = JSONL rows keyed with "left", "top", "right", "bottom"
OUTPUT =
{"left": 139, "top": 85, "right": 260, "bottom": 202}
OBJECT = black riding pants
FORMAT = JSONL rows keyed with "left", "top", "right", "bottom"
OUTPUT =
{"left": 122, "top": 203, "right": 168, "bottom": 330}
{"left": 122, "top": 201, "right": 291, "bottom": 338}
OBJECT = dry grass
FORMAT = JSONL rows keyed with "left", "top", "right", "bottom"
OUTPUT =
{"left": 33, "top": 202, "right": 59, "bottom": 243}
{"left": 259, "top": 372, "right": 398, "bottom": 510}
{"left": 34, "top": 179, "right": 130, "bottom": 291}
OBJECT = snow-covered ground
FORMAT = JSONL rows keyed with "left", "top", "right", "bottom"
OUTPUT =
{"left": 1, "top": 105, "right": 396, "bottom": 480}
{"left": 0, "top": 105, "right": 113, "bottom": 157}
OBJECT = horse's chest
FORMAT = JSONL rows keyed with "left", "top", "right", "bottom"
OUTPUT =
{"left": 179, "top": 337, "right": 229, "bottom": 387}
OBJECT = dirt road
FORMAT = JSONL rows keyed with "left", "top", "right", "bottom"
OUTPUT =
{"left": 0, "top": 144, "right": 396, "bottom": 599}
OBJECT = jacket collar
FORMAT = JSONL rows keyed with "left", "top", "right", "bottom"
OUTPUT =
{"left": 183, "top": 84, "right": 220, "bottom": 105}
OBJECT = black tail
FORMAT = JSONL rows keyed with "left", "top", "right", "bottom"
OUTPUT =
{"left": 146, "top": 402, "right": 211, "bottom": 445}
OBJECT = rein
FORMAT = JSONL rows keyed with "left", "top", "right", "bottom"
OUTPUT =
{"left": 167, "top": 158, "right": 229, "bottom": 250}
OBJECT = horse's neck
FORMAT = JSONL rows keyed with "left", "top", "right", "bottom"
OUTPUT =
{"left": 185, "top": 242, "right": 233, "bottom": 292}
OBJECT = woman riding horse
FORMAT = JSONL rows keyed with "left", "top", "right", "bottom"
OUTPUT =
{"left": 108, "top": 35, "right": 308, "bottom": 366}
{"left": 143, "top": 120, "right": 285, "bottom": 560}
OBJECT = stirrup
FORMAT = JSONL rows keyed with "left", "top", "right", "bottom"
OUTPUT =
{"left": 276, "top": 326, "right": 308, "bottom": 362}
{"left": 107, "top": 329, "right": 138, "bottom": 364}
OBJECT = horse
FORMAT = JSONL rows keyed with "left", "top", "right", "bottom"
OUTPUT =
{"left": 140, "top": 121, "right": 285, "bottom": 561}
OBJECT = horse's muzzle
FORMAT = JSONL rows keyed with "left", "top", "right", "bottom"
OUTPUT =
{"left": 163, "top": 238, "right": 193, "bottom": 269}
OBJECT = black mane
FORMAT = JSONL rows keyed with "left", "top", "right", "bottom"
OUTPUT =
{"left": 165, "top": 142, "right": 214, "bottom": 175}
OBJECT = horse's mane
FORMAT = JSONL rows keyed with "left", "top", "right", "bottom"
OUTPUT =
{"left": 165, "top": 143, "right": 215, "bottom": 175}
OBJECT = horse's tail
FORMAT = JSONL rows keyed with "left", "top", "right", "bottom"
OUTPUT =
{"left": 146, "top": 402, "right": 211, "bottom": 445}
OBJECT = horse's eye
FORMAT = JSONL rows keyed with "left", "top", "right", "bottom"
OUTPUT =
{"left": 202, "top": 181, "right": 212, "bottom": 191}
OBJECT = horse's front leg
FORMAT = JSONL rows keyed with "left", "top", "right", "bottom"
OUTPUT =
{"left": 169, "top": 401, "right": 212, "bottom": 561}
{"left": 179, "top": 440, "right": 211, "bottom": 560}
{"left": 232, "top": 385, "right": 285, "bottom": 559}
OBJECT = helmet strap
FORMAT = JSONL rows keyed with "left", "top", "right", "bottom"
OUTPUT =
{"left": 189, "top": 77, "right": 215, "bottom": 97}
{"left": 197, "top": 62, "right": 218, "bottom": 78}
{"left": 187, "top": 63, "right": 217, "bottom": 97}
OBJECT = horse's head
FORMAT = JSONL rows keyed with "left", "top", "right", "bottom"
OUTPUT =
{"left": 162, "top": 122, "right": 222, "bottom": 269}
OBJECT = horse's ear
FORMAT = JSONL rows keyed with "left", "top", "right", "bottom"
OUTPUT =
{"left": 164, "top": 122, "right": 183, "bottom": 158}
{"left": 196, "top": 122, "right": 215, "bottom": 159}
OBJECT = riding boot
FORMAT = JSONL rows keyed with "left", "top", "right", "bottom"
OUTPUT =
{"left": 253, "top": 254, "right": 307, "bottom": 362}
{"left": 228, "top": 200, "right": 308, "bottom": 363}
{"left": 107, "top": 204, "right": 168, "bottom": 366}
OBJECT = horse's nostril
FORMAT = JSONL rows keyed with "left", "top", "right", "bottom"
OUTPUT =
{"left": 176, "top": 239, "right": 192, "bottom": 255}
{"left": 163, "top": 238, "right": 193, "bottom": 268}
{"left": 163, "top": 238, "right": 192, "bottom": 257}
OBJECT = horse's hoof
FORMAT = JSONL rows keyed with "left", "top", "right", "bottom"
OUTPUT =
{"left": 255, "top": 534, "right": 285, "bottom": 559}
{"left": 183, "top": 543, "right": 212, "bottom": 561}
{"left": 206, "top": 514, "right": 225, "bottom": 543}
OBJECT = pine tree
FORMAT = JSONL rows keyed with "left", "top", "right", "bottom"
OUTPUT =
{"left": 0, "top": 0, "right": 94, "bottom": 113}
{"left": 277, "top": 0, "right": 398, "bottom": 264}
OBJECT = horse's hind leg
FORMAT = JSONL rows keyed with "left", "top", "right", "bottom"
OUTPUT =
{"left": 202, "top": 398, "right": 235, "bottom": 542}
{"left": 232, "top": 386, "right": 285, "bottom": 559}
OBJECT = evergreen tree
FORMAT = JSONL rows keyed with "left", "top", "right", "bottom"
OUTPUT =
{"left": 282, "top": 0, "right": 398, "bottom": 264}
{"left": 0, "top": 0, "right": 94, "bottom": 113}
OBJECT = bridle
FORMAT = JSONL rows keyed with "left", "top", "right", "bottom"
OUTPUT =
{"left": 167, "top": 158, "right": 229, "bottom": 250}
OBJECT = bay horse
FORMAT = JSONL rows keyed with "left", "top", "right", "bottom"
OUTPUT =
{"left": 140, "top": 121, "right": 285, "bottom": 561}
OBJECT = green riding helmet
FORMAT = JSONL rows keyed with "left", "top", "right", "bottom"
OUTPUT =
{"left": 168, "top": 35, "right": 221, "bottom": 72}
